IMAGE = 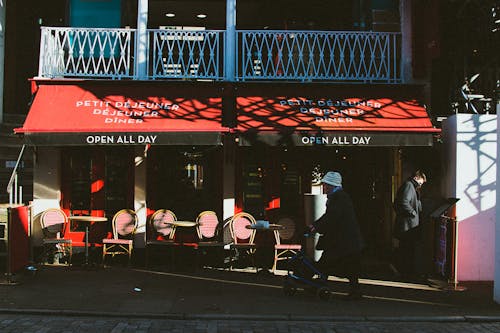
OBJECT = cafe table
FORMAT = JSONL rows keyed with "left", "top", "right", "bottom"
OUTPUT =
{"left": 245, "top": 222, "right": 285, "bottom": 273}
{"left": 68, "top": 215, "right": 108, "bottom": 266}
{"left": 166, "top": 220, "right": 199, "bottom": 240}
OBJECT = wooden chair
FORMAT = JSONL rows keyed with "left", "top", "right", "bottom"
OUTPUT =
{"left": 272, "top": 216, "right": 302, "bottom": 273}
{"left": 40, "top": 208, "right": 72, "bottom": 265}
{"left": 145, "top": 209, "right": 179, "bottom": 268}
{"left": 228, "top": 212, "right": 257, "bottom": 270}
{"left": 195, "top": 211, "right": 224, "bottom": 268}
{"left": 102, "top": 209, "right": 138, "bottom": 266}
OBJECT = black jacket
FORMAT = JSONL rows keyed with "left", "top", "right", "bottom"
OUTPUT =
{"left": 394, "top": 178, "right": 422, "bottom": 234}
{"left": 313, "top": 189, "right": 365, "bottom": 260}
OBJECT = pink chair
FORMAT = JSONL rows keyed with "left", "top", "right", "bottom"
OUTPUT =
{"left": 196, "top": 211, "right": 221, "bottom": 243}
{"left": 228, "top": 212, "right": 257, "bottom": 270}
{"left": 195, "top": 211, "right": 224, "bottom": 268}
{"left": 40, "top": 208, "right": 72, "bottom": 265}
{"left": 272, "top": 216, "right": 302, "bottom": 273}
{"left": 102, "top": 209, "right": 138, "bottom": 266}
{"left": 145, "top": 209, "right": 179, "bottom": 268}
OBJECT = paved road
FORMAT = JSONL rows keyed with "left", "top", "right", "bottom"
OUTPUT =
{"left": 1, "top": 314, "right": 500, "bottom": 333}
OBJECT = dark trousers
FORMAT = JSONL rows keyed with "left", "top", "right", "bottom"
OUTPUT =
{"left": 397, "top": 227, "right": 421, "bottom": 279}
{"left": 318, "top": 251, "right": 362, "bottom": 294}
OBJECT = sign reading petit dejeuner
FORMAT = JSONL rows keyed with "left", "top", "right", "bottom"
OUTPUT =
{"left": 76, "top": 99, "right": 179, "bottom": 125}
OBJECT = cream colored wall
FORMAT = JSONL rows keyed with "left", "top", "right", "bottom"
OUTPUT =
{"left": 32, "top": 147, "right": 62, "bottom": 246}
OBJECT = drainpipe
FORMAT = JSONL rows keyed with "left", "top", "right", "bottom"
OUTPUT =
{"left": 225, "top": 0, "right": 236, "bottom": 81}
{"left": 135, "top": 0, "right": 148, "bottom": 80}
{"left": 400, "top": 0, "right": 413, "bottom": 83}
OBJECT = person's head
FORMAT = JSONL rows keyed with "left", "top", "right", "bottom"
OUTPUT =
{"left": 321, "top": 171, "right": 342, "bottom": 193}
{"left": 413, "top": 170, "right": 427, "bottom": 187}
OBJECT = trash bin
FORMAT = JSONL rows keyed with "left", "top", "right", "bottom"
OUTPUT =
{"left": 303, "top": 193, "right": 327, "bottom": 262}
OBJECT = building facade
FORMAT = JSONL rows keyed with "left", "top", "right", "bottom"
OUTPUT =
{"left": 3, "top": 0, "right": 452, "bottom": 279}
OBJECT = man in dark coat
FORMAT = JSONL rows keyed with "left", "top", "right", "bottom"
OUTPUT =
{"left": 393, "top": 170, "right": 426, "bottom": 280}
{"left": 311, "top": 171, "right": 365, "bottom": 300}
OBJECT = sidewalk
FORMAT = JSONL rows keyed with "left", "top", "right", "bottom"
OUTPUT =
{"left": 1, "top": 265, "right": 499, "bottom": 322}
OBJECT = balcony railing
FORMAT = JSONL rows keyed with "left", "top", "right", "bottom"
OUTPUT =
{"left": 38, "top": 26, "right": 401, "bottom": 83}
{"left": 237, "top": 30, "right": 401, "bottom": 83}
{"left": 150, "top": 29, "right": 224, "bottom": 80}
{"left": 39, "top": 27, "right": 135, "bottom": 79}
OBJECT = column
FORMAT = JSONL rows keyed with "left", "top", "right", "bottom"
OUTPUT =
{"left": 134, "top": 146, "right": 147, "bottom": 248}
{"left": 225, "top": 0, "right": 236, "bottom": 81}
{"left": 399, "top": 0, "right": 413, "bottom": 83}
{"left": 223, "top": 134, "right": 236, "bottom": 221}
{"left": 135, "top": 0, "right": 148, "bottom": 79}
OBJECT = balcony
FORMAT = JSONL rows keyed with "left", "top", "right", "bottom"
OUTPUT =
{"left": 38, "top": 26, "right": 401, "bottom": 83}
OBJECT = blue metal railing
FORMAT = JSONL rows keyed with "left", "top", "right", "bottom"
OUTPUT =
{"left": 237, "top": 30, "right": 401, "bottom": 83}
{"left": 37, "top": 27, "right": 401, "bottom": 83}
{"left": 149, "top": 29, "right": 224, "bottom": 80}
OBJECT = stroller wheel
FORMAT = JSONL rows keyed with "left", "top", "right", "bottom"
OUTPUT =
{"left": 317, "top": 287, "right": 331, "bottom": 301}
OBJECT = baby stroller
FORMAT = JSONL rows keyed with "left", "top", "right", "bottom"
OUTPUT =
{"left": 283, "top": 245, "right": 331, "bottom": 301}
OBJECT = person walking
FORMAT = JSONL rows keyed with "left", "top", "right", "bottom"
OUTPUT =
{"left": 393, "top": 170, "right": 427, "bottom": 280}
{"left": 311, "top": 171, "right": 365, "bottom": 300}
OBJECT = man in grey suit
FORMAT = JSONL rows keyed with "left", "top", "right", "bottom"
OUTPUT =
{"left": 393, "top": 170, "right": 427, "bottom": 280}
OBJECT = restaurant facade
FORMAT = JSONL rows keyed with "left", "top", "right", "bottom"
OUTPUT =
{"left": 8, "top": 0, "right": 443, "bottom": 273}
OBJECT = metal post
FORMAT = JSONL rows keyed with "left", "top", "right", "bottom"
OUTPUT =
{"left": 14, "top": 174, "right": 18, "bottom": 205}
{"left": 225, "top": 0, "right": 236, "bottom": 81}
{"left": 135, "top": 0, "right": 148, "bottom": 79}
{"left": 19, "top": 186, "right": 23, "bottom": 205}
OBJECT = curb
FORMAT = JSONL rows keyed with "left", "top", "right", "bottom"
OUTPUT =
{"left": 0, "top": 308, "right": 499, "bottom": 323}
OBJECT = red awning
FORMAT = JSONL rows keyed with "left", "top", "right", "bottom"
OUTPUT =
{"left": 236, "top": 96, "right": 440, "bottom": 146}
{"left": 237, "top": 96, "right": 439, "bottom": 132}
{"left": 16, "top": 83, "right": 228, "bottom": 145}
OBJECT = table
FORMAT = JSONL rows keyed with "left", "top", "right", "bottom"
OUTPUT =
{"left": 68, "top": 216, "right": 108, "bottom": 266}
{"left": 246, "top": 223, "right": 285, "bottom": 273}
{"left": 246, "top": 223, "right": 285, "bottom": 242}
{"left": 166, "top": 221, "right": 199, "bottom": 239}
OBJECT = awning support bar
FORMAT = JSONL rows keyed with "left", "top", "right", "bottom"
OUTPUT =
{"left": 7, "top": 144, "right": 25, "bottom": 205}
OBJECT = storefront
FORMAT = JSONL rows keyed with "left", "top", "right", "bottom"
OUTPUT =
{"left": 231, "top": 82, "right": 440, "bottom": 259}
{"left": 16, "top": 80, "right": 440, "bottom": 270}
{"left": 15, "top": 80, "right": 229, "bottom": 248}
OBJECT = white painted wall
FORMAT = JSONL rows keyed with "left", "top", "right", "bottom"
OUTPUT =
{"left": 32, "top": 147, "right": 62, "bottom": 246}
{"left": 443, "top": 114, "right": 497, "bottom": 281}
{"left": 134, "top": 146, "right": 147, "bottom": 248}
{"left": 494, "top": 103, "right": 500, "bottom": 302}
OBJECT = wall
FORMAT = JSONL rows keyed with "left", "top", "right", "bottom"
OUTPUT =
{"left": 443, "top": 114, "right": 497, "bottom": 281}
{"left": 70, "top": 0, "right": 121, "bottom": 28}
{"left": 495, "top": 104, "right": 500, "bottom": 302}
{"left": 32, "top": 147, "right": 62, "bottom": 246}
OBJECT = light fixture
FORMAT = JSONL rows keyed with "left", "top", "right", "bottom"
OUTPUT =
{"left": 165, "top": 13, "right": 175, "bottom": 17}
{"left": 196, "top": 14, "right": 207, "bottom": 19}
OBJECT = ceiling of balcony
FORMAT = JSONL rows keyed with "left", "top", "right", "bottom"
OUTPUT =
{"left": 148, "top": 0, "right": 356, "bottom": 30}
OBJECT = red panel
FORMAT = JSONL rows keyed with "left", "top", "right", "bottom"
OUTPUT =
{"left": 237, "top": 96, "right": 439, "bottom": 133}
{"left": 8, "top": 206, "right": 30, "bottom": 273}
{"left": 16, "top": 84, "right": 227, "bottom": 134}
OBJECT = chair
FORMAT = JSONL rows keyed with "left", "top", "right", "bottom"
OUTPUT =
{"left": 102, "top": 209, "right": 138, "bottom": 266}
{"left": 228, "top": 212, "right": 257, "bottom": 270}
{"left": 195, "top": 211, "right": 224, "bottom": 267}
{"left": 145, "top": 209, "right": 179, "bottom": 268}
{"left": 40, "top": 208, "right": 72, "bottom": 265}
{"left": 272, "top": 216, "right": 302, "bottom": 273}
